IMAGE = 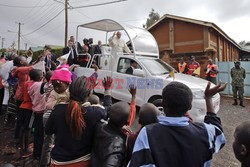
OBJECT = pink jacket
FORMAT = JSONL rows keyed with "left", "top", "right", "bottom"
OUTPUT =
{"left": 28, "top": 81, "right": 46, "bottom": 113}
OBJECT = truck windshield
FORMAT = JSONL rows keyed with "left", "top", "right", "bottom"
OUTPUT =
{"left": 140, "top": 58, "right": 174, "bottom": 76}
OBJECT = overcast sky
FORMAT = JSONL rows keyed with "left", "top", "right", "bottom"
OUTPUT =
{"left": 0, "top": 0, "right": 250, "bottom": 49}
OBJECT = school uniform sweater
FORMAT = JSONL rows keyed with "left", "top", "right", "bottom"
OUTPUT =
{"left": 45, "top": 95, "right": 112, "bottom": 164}
{"left": 128, "top": 113, "right": 226, "bottom": 167}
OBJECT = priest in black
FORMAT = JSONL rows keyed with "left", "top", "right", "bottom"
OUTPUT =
{"left": 62, "top": 40, "right": 77, "bottom": 66}
{"left": 126, "top": 60, "right": 138, "bottom": 75}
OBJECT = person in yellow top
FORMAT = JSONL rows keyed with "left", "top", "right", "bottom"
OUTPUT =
{"left": 178, "top": 57, "right": 188, "bottom": 74}
{"left": 205, "top": 59, "right": 218, "bottom": 84}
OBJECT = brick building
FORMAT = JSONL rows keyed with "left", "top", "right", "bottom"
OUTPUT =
{"left": 147, "top": 14, "right": 250, "bottom": 76}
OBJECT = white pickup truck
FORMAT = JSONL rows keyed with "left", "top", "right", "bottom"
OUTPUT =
{"left": 75, "top": 19, "right": 220, "bottom": 122}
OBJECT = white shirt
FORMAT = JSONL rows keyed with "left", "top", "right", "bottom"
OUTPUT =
{"left": 108, "top": 36, "right": 131, "bottom": 54}
{"left": 70, "top": 47, "right": 74, "bottom": 59}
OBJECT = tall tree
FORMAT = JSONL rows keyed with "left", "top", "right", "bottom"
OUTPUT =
{"left": 143, "top": 9, "right": 160, "bottom": 29}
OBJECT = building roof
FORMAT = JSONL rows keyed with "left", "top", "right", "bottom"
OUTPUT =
{"left": 147, "top": 14, "right": 250, "bottom": 53}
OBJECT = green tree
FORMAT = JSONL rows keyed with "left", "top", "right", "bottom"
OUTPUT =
{"left": 143, "top": 9, "right": 160, "bottom": 29}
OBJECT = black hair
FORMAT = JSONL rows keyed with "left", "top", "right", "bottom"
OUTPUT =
{"left": 152, "top": 99, "right": 164, "bottom": 113}
{"left": 13, "top": 56, "right": 22, "bottom": 67}
{"left": 69, "top": 76, "right": 90, "bottom": 102}
{"left": 44, "top": 45, "right": 51, "bottom": 50}
{"left": 88, "top": 94, "right": 100, "bottom": 105}
{"left": 29, "top": 69, "right": 43, "bottom": 81}
{"left": 236, "top": 121, "right": 250, "bottom": 150}
{"left": 109, "top": 102, "right": 130, "bottom": 128}
{"left": 130, "top": 59, "right": 136, "bottom": 65}
{"left": 162, "top": 81, "right": 193, "bottom": 116}
{"left": 83, "top": 38, "right": 88, "bottom": 45}
{"left": 13, "top": 56, "right": 25, "bottom": 67}
{"left": 139, "top": 103, "right": 159, "bottom": 127}
{"left": 66, "top": 76, "right": 91, "bottom": 138}
{"left": 88, "top": 38, "right": 93, "bottom": 44}
{"left": 45, "top": 71, "right": 53, "bottom": 82}
{"left": 234, "top": 61, "right": 240, "bottom": 65}
{"left": 152, "top": 99, "right": 162, "bottom": 108}
{"left": 1, "top": 52, "right": 5, "bottom": 59}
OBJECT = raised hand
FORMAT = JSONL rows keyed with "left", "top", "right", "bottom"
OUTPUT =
{"left": 128, "top": 84, "right": 136, "bottom": 97}
{"left": 102, "top": 76, "right": 113, "bottom": 90}
{"left": 205, "top": 82, "right": 227, "bottom": 99}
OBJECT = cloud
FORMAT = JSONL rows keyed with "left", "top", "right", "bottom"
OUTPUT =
{"left": 198, "top": 0, "right": 250, "bottom": 21}
{"left": 1, "top": 0, "right": 250, "bottom": 48}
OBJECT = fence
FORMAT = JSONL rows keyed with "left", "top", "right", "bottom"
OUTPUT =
{"left": 217, "top": 61, "right": 250, "bottom": 97}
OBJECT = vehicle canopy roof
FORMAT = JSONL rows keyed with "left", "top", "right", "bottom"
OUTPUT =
{"left": 77, "top": 19, "right": 159, "bottom": 58}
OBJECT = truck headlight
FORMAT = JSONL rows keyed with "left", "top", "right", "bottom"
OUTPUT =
{"left": 192, "top": 89, "right": 204, "bottom": 99}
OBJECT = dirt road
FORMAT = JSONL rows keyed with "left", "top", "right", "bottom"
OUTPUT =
{"left": 212, "top": 96, "right": 250, "bottom": 167}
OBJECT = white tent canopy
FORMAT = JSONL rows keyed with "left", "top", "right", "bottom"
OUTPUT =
{"left": 79, "top": 19, "right": 123, "bottom": 32}
{"left": 77, "top": 19, "right": 159, "bottom": 57}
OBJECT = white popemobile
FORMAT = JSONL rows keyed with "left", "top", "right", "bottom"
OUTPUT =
{"left": 75, "top": 19, "right": 220, "bottom": 122}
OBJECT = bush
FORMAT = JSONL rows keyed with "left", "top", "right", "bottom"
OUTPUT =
{"left": 32, "top": 48, "right": 64, "bottom": 62}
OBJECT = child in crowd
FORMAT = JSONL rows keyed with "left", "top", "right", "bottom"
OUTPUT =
{"left": 18, "top": 69, "right": 42, "bottom": 157}
{"left": 129, "top": 82, "right": 227, "bottom": 167}
{"left": 45, "top": 76, "right": 111, "bottom": 167}
{"left": 126, "top": 103, "right": 160, "bottom": 164}
{"left": 40, "top": 70, "right": 54, "bottom": 102}
{"left": 12, "top": 56, "right": 42, "bottom": 140}
{"left": 91, "top": 83, "right": 136, "bottom": 167}
{"left": 0, "top": 54, "right": 18, "bottom": 126}
{"left": 40, "top": 66, "right": 72, "bottom": 167}
{"left": 12, "top": 56, "right": 32, "bottom": 139}
{"left": 92, "top": 101, "right": 130, "bottom": 167}
{"left": 28, "top": 69, "right": 45, "bottom": 160}
{"left": 233, "top": 121, "right": 250, "bottom": 167}
{"left": 4, "top": 67, "right": 18, "bottom": 127}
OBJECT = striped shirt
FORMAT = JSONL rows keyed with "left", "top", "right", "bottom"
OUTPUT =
{"left": 128, "top": 113, "right": 226, "bottom": 167}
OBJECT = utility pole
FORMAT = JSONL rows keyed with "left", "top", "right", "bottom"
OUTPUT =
{"left": 16, "top": 22, "right": 24, "bottom": 55}
{"left": 18, "top": 22, "right": 21, "bottom": 55}
{"left": 65, "top": 0, "right": 68, "bottom": 47}
{"left": 1, "top": 38, "right": 4, "bottom": 49}
{"left": 25, "top": 43, "right": 27, "bottom": 50}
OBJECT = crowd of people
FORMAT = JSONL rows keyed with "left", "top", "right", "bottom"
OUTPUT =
{"left": 177, "top": 54, "right": 247, "bottom": 107}
{"left": 0, "top": 37, "right": 249, "bottom": 167}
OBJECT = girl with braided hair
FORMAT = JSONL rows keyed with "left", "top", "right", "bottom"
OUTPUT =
{"left": 45, "top": 76, "right": 112, "bottom": 167}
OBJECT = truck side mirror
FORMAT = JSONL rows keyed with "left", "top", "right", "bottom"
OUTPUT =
{"left": 133, "top": 69, "right": 145, "bottom": 77}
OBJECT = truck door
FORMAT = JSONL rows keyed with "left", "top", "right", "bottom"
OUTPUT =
{"left": 112, "top": 57, "right": 145, "bottom": 106}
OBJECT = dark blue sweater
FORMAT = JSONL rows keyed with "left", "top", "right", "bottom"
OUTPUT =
{"left": 45, "top": 95, "right": 112, "bottom": 162}
{"left": 129, "top": 113, "right": 226, "bottom": 167}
